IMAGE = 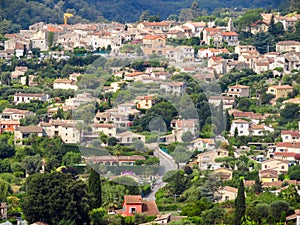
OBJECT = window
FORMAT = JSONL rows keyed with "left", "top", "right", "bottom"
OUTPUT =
{"left": 130, "top": 208, "right": 136, "bottom": 214}
{"left": 281, "top": 166, "right": 284, "bottom": 169}
{"left": 225, "top": 196, "right": 229, "bottom": 201}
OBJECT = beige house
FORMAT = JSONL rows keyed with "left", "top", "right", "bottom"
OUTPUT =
{"left": 137, "top": 21, "right": 173, "bottom": 32}
{"left": 217, "top": 186, "right": 238, "bottom": 202}
{"left": 142, "top": 35, "right": 166, "bottom": 55}
{"left": 14, "top": 126, "right": 43, "bottom": 145}
{"left": 197, "top": 149, "right": 229, "bottom": 170}
{"left": 276, "top": 41, "right": 300, "bottom": 53}
{"left": 261, "top": 158, "right": 289, "bottom": 174}
{"left": 40, "top": 119, "right": 81, "bottom": 144}
{"left": 214, "top": 167, "right": 233, "bottom": 181}
{"left": 117, "top": 131, "right": 145, "bottom": 144}
{"left": 192, "top": 138, "right": 215, "bottom": 151}
{"left": 92, "top": 123, "right": 117, "bottom": 137}
{"left": 226, "top": 84, "right": 250, "bottom": 98}
{"left": 266, "top": 85, "right": 293, "bottom": 99}
{"left": 1, "top": 108, "right": 33, "bottom": 121}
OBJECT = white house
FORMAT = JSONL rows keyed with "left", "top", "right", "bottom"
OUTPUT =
{"left": 1, "top": 108, "right": 33, "bottom": 121}
{"left": 13, "top": 93, "right": 50, "bottom": 104}
{"left": 53, "top": 79, "right": 78, "bottom": 91}
{"left": 230, "top": 119, "right": 250, "bottom": 136}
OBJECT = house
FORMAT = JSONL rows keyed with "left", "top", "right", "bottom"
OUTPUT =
{"left": 276, "top": 41, "right": 300, "bottom": 53}
{"left": 20, "top": 75, "right": 37, "bottom": 86}
{"left": 182, "top": 22, "right": 206, "bottom": 37}
{"left": 249, "top": 124, "right": 274, "bottom": 136}
{"left": 214, "top": 167, "right": 233, "bottom": 181}
{"left": 53, "top": 79, "right": 78, "bottom": 91}
{"left": 285, "top": 209, "right": 300, "bottom": 224}
{"left": 142, "top": 35, "right": 166, "bottom": 55}
{"left": 266, "top": 85, "right": 293, "bottom": 99}
{"left": 261, "top": 158, "right": 289, "bottom": 174}
{"left": 275, "top": 142, "right": 300, "bottom": 153}
{"left": 124, "top": 72, "right": 148, "bottom": 81}
{"left": 166, "top": 30, "right": 186, "bottom": 39}
{"left": 0, "top": 119, "right": 20, "bottom": 134}
{"left": 226, "top": 84, "right": 250, "bottom": 98}
{"left": 92, "top": 123, "right": 117, "bottom": 137}
{"left": 235, "top": 45, "right": 258, "bottom": 55}
{"left": 165, "top": 46, "right": 194, "bottom": 63}
{"left": 259, "top": 169, "right": 278, "bottom": 183}
{"left": 208, "top": 96, "right": 235, "bottom": 110}
{"left": 117, "top": 131, "right": 145, "bottom": 144}
{"left": 217, "top": 186, "right": 238, "bottom": 202}
{"left": 222, "top": 32, "right": 239, "bottom": 46}
{"left": 230, "top": 119, "right": 250, "bottom": 136}
{"left": 135, "top": 96, "right": 155, "bottom": 109}
{"left": 202, "top": 28, "right": 222, "bottom": 45}
{"left": 84, "top": 155, "right": 145, "bottom": 167}
{"left": 171, "top": 119, "right": 199, "bottom": 140}
{"left": 140, "top": 213, "right": 187, "bottom": 225}
{"left": 281, "top": 130, "right": 300, "bottom": 143}
{"left": 1, "top": 108, "right": 33, "bottom": 121}
{"left": 283, "top": 52, "right": 300, "bottom": 72}
{"left": 197, "top": 48, "right": 229, "bottom": 58}
{"left": 275, "top": 14, "right": 300, "bottom": 31}
{"left": 137, "top": 21, "right": 172, "bottom": 32}
{"left": 13, "top": 93, "right": 50, "bottom": 104}
{"left": 207, "top": 56, "right": 227, "bottom": 75}
{"left": 197, "top": 149, "right": 229, "bottom": 170}
{"left": 160, "top": 82, "right": 186, "bottom": 95}
{"left": 232, "top": 111, "right": 265, "bottom": 124}
{"left": 39, "top": 119, "right": 81, "bottom": 144}
{"left": 274, "top": 152, "right": 297, "bottom": 165}
{"left": 120, "top": 195, "right": 159, "bottom": 217}
{"left": 247, "top": 21, "right": 269, "bottom": 34}
{"left": 65, "top": 93, "right": 99, "bottom": 108}
{"left": 192, "top": 138, "right": 215, "bottom": 151}
{"left": 14, "top": 126, "right": 44, "bottom": 145}
{"left": 150, "top": 71, "right": 171, "bottom": 80}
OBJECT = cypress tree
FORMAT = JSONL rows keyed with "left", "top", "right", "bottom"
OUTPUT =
{"left": 88, "top": 168, "right": 102, "bottom": 209}
{"left": 234, "top": 178, "right": 246, "bottom": 225}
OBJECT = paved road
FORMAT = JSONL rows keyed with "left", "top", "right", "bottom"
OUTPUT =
{"left": 143, "top": 143, "right": 178, "bottom": 200}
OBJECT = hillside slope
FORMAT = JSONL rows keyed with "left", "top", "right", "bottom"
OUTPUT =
{"left": 0, "top": 0, "right": 286, "bottom": 33}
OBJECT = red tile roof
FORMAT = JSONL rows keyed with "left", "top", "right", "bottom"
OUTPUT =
{"left": 222, "top": 32, "right": 238, "bottom": 36}
{"left": 142, "top": 201, "right": 159, "bottom": 216}
{"left": 124, "top": 195, "right": 143, "bottom": 204}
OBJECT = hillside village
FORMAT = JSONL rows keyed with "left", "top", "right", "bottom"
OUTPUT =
{"left": 1, "top": 5, "right": 300, "bottom": 225}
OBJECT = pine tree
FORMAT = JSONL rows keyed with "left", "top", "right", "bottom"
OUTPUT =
{"left": 268, "top": 15, "right": 276, "bottom": 36}
{"left": 253, "top": 176, "right": 263, "bottom": 194}
{"left": 234, "top": 178, "right": 246, "bottom": 225}
{"left": 88, "top": 168, "right": 102, "bottom": 209}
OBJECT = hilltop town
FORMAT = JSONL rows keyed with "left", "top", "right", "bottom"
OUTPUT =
{"left": 1, "top": 5, "right": 300, "bottom": 225}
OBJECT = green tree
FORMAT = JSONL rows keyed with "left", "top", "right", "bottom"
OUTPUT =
{"left": 88, "top": 168, "right": 102, "bottom": 209}
{"left": 48, "top": 32, "right": 55, "bottom": 49}
{"left": 62, "top": 152, "right": 81, "bottom": 166}
{"left": 191, "top": 1, "right": 200, "bottom": 20}
{"left": 269, "top": 200, "right": 290, "bottom": 222}
{"left": 21, "top": 172, "right": 90, "bottom": 224}
{"left": 281, "top": 103, "right": 300, "bottom": 121}
{"left": 181, "top": 131, "right": 193, "bottom": 143}
{"left": 253, "top": 176, "right": 262, "bottom": 194}
{"left": 235, "top": 178, "right": 246, "bottom": 225}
